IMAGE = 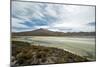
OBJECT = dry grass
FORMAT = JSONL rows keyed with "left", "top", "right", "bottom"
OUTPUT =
{"left": 11, "top": 41, "right": 88, "bottom": 66}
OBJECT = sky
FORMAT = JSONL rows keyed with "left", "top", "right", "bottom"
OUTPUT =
{"left": 12, "top": 1, "right": 95, "bottom": 32}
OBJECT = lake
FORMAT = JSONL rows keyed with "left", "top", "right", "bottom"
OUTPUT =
{"left": 12, "top": 36, "right": 96, "bottom": 61}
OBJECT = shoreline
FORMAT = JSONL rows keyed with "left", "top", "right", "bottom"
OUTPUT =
{"left": 11, "top": 41, "right": 89, "bottom": 66}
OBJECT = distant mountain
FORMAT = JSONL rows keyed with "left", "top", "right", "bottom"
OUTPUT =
{"left": 12, "top": 28, "right": 95, "bottom": 36}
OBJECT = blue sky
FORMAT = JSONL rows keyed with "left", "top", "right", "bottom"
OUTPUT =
{"left": 12, "top": 1, "right": 95, "bottom": 32}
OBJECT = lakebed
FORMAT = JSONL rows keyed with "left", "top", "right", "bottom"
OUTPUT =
{"left": 12, "top": 36, "right": 96, "bottom": 61}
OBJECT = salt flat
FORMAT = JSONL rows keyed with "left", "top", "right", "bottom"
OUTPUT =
{"left": 12, "top": 36, "right": 96, "bottom": 61}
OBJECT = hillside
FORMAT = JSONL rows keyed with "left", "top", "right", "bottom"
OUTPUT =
{"left": 11, "top": 41, "right": 88, "bottom": 66}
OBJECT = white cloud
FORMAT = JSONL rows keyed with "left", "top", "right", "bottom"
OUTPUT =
{"left": 12, "top": 18, "right": 29, "bottom": 28}
{"left": 12, "top": 1, "right": 95, "bottom": 32}
{"left": 48, "top": 5, "right": 95, "bottom": 32}
{"left": 12, "top": 1, "right": 44, "bottom": 20}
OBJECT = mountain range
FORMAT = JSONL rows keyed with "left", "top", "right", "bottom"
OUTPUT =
{"left": 12, "top": 28, "right": 95, "bottom": 36}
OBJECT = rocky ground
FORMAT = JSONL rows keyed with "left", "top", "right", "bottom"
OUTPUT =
{"left": 11, "top": 41, "right": 89, "bottom": 67}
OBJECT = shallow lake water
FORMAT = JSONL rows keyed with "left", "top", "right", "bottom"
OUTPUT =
{"left": 12, "top": 36, "right": 96, "bottom": 61}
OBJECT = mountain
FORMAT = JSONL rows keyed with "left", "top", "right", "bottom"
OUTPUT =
{"left": 12, "top": 28, "right": 95, "bottom": 36}
{"left": 12, "top": 28, "right": 65, "bottom": 36}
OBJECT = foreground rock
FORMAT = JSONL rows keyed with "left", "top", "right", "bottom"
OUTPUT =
{"left": 11, "top": 41, "right": 88, "bottom": 66}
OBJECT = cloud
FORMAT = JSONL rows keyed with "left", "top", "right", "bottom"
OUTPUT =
{"left": 12, "top": 17, "right": 29, "bottom": 28}
{"left": 87, "top": 22, "right": 95, "bottom": 26}
{"left": 12, "top": 1, "right": 95, "bottom": 32}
